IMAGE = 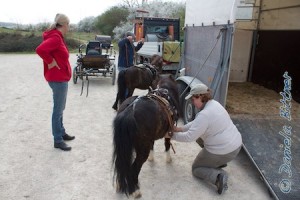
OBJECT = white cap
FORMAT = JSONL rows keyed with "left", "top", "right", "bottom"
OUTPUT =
{"left": 185, "top": 83, "right": 209, "bottom": 100}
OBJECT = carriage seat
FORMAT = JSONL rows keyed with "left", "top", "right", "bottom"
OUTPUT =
{"left": 82, "top": 54, "right": 109, "bottom": 69}
{"left": 86, "top": 41, "right": 102, "bottom": 55}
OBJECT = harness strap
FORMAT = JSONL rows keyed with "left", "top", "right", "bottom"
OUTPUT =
{"left": 146, "top": 93, "right": 175, "bottom": 136}
{"left": 134, "top": 64, "right": 157, "bottom": 80}
{"left": 131, "top": 92, "right": 177, "bottom": 154}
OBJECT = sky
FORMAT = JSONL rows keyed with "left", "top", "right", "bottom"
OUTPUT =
{"left": 0, "top": 0, "right": 124, "bottom": 24}
{"left": 0, "top": 0, "right": 185, "bottom": 25}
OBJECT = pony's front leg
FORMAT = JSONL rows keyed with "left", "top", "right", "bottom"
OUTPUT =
{"left": 112, "top": 94, "right": 119, "bottom": 110}
{"left": 148, "top": 140, "right": 155, "bottom": 161}
{"left": 164, "top": 138, "right": 172, "bottom": 163}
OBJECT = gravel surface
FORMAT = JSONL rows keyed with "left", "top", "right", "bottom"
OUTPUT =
{"left": 0, "top": 54, "right": 272, "bottom": 200}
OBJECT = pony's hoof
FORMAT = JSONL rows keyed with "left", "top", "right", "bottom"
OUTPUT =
{"left": 131, "top": 190, "right": 142, "bottom": 199}
{"left": 147, "top": 156, "right": 154, "bottom": 162}
{"left": 166, "top": 156, "right": 172, "bottom": 163}
{"left": 115, "top": 182, "right": 120, "bottom": 193}
{"left": 148, "top": 150, "right": 154, "bottom": 162}
{"left": 166, "top": 151, "right": 172, "bottom": 163}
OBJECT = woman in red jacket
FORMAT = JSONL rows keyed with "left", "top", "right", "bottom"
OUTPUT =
{"left": 36, "top": 13, "right": 75, "bottom": 151}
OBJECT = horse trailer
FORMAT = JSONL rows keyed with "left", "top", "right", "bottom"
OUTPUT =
{"left": 177, "top": 0, "right": 300, "bottom": 199}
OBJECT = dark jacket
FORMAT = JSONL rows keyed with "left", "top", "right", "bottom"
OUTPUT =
{"left": 118, "top": 38, "right": 143, "bottom": 68}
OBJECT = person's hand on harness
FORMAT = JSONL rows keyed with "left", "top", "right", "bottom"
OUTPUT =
{"left": 165, "top": 125, "right": 182, "bottom": 138}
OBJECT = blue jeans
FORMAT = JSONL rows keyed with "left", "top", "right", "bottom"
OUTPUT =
{"left": 118, "top": 66, "right": 128, "bottom": 72}
{"left": 48, "top": 82, "right": 68, "bottom": 143}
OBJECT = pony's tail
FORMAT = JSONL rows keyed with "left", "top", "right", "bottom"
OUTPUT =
{"left": 112, "top": 108, "right": 137, "bottom": 196}
{"left": 117, "top": 70, "right": 127, "bottom": 103}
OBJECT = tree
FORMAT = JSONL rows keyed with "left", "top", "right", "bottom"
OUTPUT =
{"left": 120, "top": 0, "right": 141, "bottom": 8}
{"left": 77, "top": 16, "right": 96, "bottom": 32}
{"left": 113, "top": 0, "right": 185, "bottom": 40}
{"left": 35, "top": 22, "right": 51, "bottom": 31}
{"left": 94, "top": 6, "right": 129, "bottom": 36}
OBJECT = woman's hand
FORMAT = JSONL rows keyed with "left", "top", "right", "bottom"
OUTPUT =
{"left": 48, "top": 59, "right": 60, "bottom": 70}
{"left": 173, "top": 126, "right": 182, "bottom": 132}
{"left": 164, "top": 126, "right": 182, "bottom": 138}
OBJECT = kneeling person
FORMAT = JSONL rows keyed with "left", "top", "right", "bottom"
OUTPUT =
{"left": 170, "top": 83, "right": 242, "bottom": 194}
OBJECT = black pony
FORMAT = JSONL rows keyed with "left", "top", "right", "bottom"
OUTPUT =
{"left": 112, "top": 74, "right": 181, "bottom": 198}
{"left": 112, "top": 55, "right": 163, "bottom": 110}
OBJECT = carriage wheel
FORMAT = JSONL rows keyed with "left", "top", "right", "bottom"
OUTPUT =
{"left": 111, "top": 64, "right": 116, "bottom": 85}
{"left": 73, "top": 66, "right": 78, "bottom": 84}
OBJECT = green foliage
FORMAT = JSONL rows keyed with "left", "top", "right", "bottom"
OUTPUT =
{"left": 77, "top": 16, "right": 96, "bottom": 32}
{"left": 94, "top": 6, "right": 129, "bottom": 36}
{"left": 176, "top": 5, "right": 186, "bottom": 41}
{"left": 67, "top": 31, "right": 97, "bottom": 44}
{"left": 0, "top": 1, "right": 186, "bottom": 52}
{"left": 0, "top": 32, "right": 41, "bottom": 52}
{"left": 0, "top": 31, "right": 81, "bottom": 53}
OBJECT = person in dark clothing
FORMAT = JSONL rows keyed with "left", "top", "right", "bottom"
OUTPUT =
{"left": 117, "top": 31, "right": 144, "bottom": 71}
{"left": 112, "top": 32, "right": 144, "bottom": 110}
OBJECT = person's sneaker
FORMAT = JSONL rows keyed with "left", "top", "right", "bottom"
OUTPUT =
{"left": 54, "top": 141, "right": 72, "bottom": 151}
{"left": 62, "top": 133, "right": 75, "bottom": 141}
{"left": 216, "top": 173, "right": 228, "bottom": 194}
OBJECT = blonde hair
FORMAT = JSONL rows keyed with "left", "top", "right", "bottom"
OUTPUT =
{"left": 49, "top": 13, "right": 70, "bottom": 30}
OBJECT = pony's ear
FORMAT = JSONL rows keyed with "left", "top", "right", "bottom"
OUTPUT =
{"left": 168, "top": 74, "right": 175, "bottom": 81}
{"left": 159, "top": 56, "right": 164, "bottom": 67}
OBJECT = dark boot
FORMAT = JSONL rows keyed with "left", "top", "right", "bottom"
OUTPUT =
{"left": 54, "top": 141, "right": 72, "bottom": 151}
{"left": 215, "top": 173, "right": 228, "bottom": 194}
{"left": 63, "top": 133, "right": 75, "bottom": 141}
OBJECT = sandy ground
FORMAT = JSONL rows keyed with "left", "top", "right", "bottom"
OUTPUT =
{"left": 0, "top": 54, "right": 272, "bottom": 200}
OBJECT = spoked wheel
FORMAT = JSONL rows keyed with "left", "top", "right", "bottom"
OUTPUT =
{"left": 73, "top": 66, "right": 78, "bottom": 84}
{"left": 111, "top": 64, "right": 116, "bottom": 85}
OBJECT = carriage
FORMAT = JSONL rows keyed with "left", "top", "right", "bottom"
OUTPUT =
{"left": 73, "top": 35, "right": 116, "bottom": 85}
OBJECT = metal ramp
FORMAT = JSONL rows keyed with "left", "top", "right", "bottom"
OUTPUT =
{"left": 232, "top": 116, "right": 300, "bottom": 200}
